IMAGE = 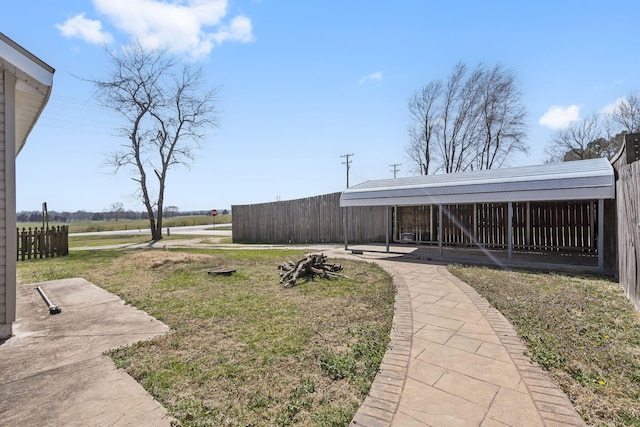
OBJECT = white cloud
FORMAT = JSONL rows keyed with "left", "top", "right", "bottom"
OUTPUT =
{"left": 210, "top": 15, "right": 254, "bottom": 45}
{"left": 57, "top": 0, "right": 253, "bottom": 59}
{"left": 600, "top": 97, "right": 625, "bottom": 115}
{"left": 538, "top": 105, "right": 581, "bottom": 129}
{"left": 358, "top": 71, "right": 383, "bottom": 85}
{"left": 55, "top": 13, "right": 114, "bottom": 45}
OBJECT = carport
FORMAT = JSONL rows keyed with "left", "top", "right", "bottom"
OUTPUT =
{"left": 340, "top": 158, "right": 615, "bottom": 272}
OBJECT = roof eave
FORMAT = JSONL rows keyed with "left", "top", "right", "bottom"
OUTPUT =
{"left": 0, "top": 32, "right": 55, "bottom": 156}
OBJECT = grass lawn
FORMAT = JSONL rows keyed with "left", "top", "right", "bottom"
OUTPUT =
{"left": 17, "top": 248, "right": 395, "bottom": 427}
{"left": 448, "top": 265, "right": 640, "bottom": 426}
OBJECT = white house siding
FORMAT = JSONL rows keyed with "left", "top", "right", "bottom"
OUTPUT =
{"left": 0, "top": 68, "right": 17, "bottom": 340}
{"left": 0, "top": 34, "right": 53, "bottom": 339}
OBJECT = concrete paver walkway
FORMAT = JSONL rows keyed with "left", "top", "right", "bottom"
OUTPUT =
{"left": 336, "top": 250, "right": 585, "bottom": 427}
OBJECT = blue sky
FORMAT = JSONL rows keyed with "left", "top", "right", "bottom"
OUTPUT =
{"left": 2, "top": 0, "right": 639, "bottom": 212}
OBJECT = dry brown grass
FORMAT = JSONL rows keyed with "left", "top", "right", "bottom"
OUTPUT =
{"left": 127, "top": 251, "right": 216, "bottom": 268}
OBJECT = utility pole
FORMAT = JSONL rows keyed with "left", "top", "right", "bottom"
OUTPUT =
{"left": 390, "top": 163, "right": 401, "bottom": 178}
{"left": 341, "top": 153, "right": 354, "bottom": 187}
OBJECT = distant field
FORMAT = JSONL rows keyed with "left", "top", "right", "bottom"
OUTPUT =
{"left": 16, "top": 214, "right": 231, "bottom": 234}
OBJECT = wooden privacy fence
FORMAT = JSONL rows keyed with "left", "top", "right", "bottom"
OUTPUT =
{"left": 618, "top": 163, "right": 640, "bottom": 310}
{"left": 610, "top": 132, "right": 640, "bottom": 311}
{"left": 17, "top": 226, "right": 69, "bottom": 261}
{"left": 513, "top": 201, "right": 596, "bottom": 252}
{"left": 396, "top": 201, "right": 597, "bottom": 252}
{"left": 232, "top": 192, "right": 387, "bottom": 244}
{"left": 441, "top": 203, "right": 508, "bottom": 248}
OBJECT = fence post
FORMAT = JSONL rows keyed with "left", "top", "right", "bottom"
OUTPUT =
{"left": 62, "top": 225, "right": 69, "bottom": 255}
{"left": 598, "top": 199, "right": 604, "bottom": 271}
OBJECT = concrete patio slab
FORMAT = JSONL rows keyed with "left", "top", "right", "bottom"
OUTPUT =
{"left": 0, "top": 278, "right": 172, "bottom": 427}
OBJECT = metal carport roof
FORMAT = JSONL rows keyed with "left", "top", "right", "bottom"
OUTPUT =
{"left": 340, "top": 157, "right": 615, "bottom": 207}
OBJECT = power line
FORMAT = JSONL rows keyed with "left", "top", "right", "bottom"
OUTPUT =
{"left": 390, "top": 163, "right": 401, "bottom": 178}
{"left": 341, "top": 153, "right": 354, "bottom": 188}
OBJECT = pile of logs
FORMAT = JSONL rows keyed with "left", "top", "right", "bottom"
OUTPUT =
{"left": 278, "top": 253, "right": 344, "bottom": 288}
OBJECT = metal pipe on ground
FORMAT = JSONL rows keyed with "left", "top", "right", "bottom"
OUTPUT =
{"left": 35, "top": 286, "right": 61, "bottom": 315}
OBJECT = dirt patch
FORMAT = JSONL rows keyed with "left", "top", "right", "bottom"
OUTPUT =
{"left": 127, "top": 251, "right": 215, "bottom": 269}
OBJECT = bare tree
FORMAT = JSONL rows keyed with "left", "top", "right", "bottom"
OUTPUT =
{"left": 474, "top": 64, "right": 527, "bottom": 170}
{"left": 89, "top": 42, "right": 218, "bottom": 240}
{"left": 611, "top": 92, "right": 640, "bottom": 133}
{"left": 407, "top": 62, "right": 528, "bottom": 175}
{"left": 441, "top": 63, "right": 483, "bottom": 173}
{"left": 587, "top": 132, "right": 625, "bottom": 160}
{"left": 406, "top": 81, "right": 442, "bottom": 175}
{"left": 164, "top": 205, "right": 179, "bottom": 218}
{"left": 545, "top": 112, "right": 622, "bottom": 162}
{"left": 110, "top": 202, "right": 124, "bottom": 221}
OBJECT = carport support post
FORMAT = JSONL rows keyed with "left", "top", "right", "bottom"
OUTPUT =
{"left": 343, "top": 206, "right": 348, "bottom": 250}
{"left": 598, "top": 198, "right": 604, "bottom": 271}
{"left": 438, "top": 204, "right": 443, "bottom": 256}
{"left": 385, "top": 205, "right": 390, "bottom": 253}
{"left": 507, "top": 202, "right": 513, "bottom": 262}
